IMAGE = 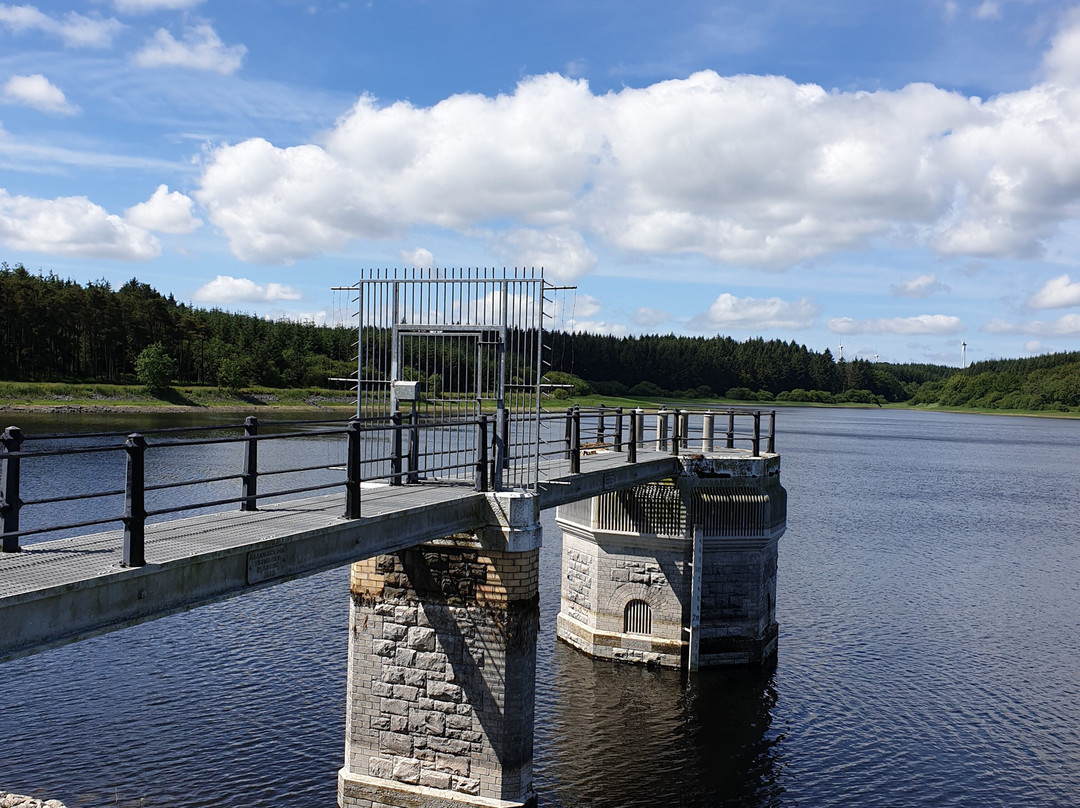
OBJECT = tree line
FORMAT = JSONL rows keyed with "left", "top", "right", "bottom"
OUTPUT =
{"left": 6, "top": 264, "right": 1077, "bottom": 412}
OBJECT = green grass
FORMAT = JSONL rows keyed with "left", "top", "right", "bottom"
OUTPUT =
{"left": 0, "top": 382, "right": 356, "bottom": 410}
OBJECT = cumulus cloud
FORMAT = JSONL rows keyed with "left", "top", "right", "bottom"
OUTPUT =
{"left": 0, "top": 189, "right": 159, "bottom": 259}
{"left": 983, "top": 314, "right": 1080, "bottom": 336}
{"left": 491, "top": 227, "right": 597, "bottom": 282}
{"left": 1026, "top": 273, "right": 1080, "bottom": 309}
{"left": 135, "top": 23, "right": 246, "bottom": 73}
{"left": 114, "top": 0, "right": 205, "bottom": 12}
{"left": 890, "top": 272, "right": 949, "bottom": 298}
{"left": 568, "top": 320, "right": 630, "bottom": 337}
{"left": 0, "top": 4, "right": 123, "bottom": 48}
{"left": 828, "top": 314, "right": 964, "bottom": 335}
{"left": 689, "top": 293, "right": 818, "bottom": 331}
{"left": 188, "top": 12, "right": 1080, "bottom": 273}
{"left": 400, "top": 247, "right": 434, "bottom": 268}
{"left": 192, "top": 275, "right": 301, "bottom": 303}
{"left": 1, "top": 74, "right": 77, "bottom": 115}
{"left": 124, "top": 184, "right": 202, "bottom": 233}
{"left": 632, "top": 306, "right": 670, "bottom": 328}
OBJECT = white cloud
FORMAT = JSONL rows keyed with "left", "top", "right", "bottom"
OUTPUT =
{"left": 1, "top": 74, "right": 77, "bottom": 115}
{"left": 0, "top": 5, "right": 123, "bottom": 48}
{"left": 491, "top": 227, "right": 597, "bottom": 282}
{"left": 632, "top": 306, "right": 670, "bottom": 328}
{"left": 689, "top": 293, "right": 819, "bottom": 331}
{"left": 983, "top": 313, "right": 1080, "bottom": 336}
{"left": 1025, "top": 339, "right": 1043, "bottom": 353}
{"left": 399, "top": 247, "right": 434, "bottom": 268}
{"left": 975, "top": 1, "right": 1001, "bottom": 20}
{"left": 124, "top": 184, "right": 202, "bottom": 234}
{"left": 891, "top": 272, "right": 949, "bottom": 298}
{"left": 189, "top": 12, "right": 1080, "bottom": 273}
{"left": 192, "top": 275, "right": 301, "bottom": 303}
{"left": 569, "top": 320, "right": 630, "bottom": 337}
{"left": 1043, "top": 7, "right": 1080, "bottom": 87}
{"left": 828, "top": 314, "right": 964, "bottom": 335}
{"left": 1027, "top": 273, "right": 1080, "bottom": 309}
{"left": 114, "top": 0, "right": 205, "bottom": 12}
{"left": 0, "top": 189, "right": 159, "bottom": 259}
{"left": 135, "top": 24, "right": 246, "bottom": 74}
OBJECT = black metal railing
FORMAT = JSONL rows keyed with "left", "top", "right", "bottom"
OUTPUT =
{"left": 0, "top": 407, "right": 776, "bottom": 563}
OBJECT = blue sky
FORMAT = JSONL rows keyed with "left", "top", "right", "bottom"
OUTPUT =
{"left": 4, "top": 1, "right": 1080, "bottom": 366}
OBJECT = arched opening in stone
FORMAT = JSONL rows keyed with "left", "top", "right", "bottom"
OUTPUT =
{"left": 624, "top": 599, "right": 652, "bottom": 635}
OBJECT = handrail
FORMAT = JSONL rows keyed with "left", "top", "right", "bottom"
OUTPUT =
{"left": 0, "top": 407, "right": 777, "bottom": 560}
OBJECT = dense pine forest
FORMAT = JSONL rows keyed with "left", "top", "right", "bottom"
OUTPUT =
{"left": 3, "top": 263, "right": 1079, "bottom": 411}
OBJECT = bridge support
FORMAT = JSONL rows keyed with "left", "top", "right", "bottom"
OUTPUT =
{"left": 340, "top": 494, "right": 541, "bottom": 808}
{"left": 555, "top": 454, "right": 786, "bottom": 668}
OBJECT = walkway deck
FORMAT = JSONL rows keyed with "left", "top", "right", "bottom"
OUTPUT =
{"left": 0, "top": 447, "right": 690, "bottom": 661}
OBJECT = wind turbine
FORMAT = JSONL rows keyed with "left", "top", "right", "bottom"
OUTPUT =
{"left": 838, "top": 342, "right": 844, "bottom": 361}
{"left": 961, "top": 341, "right": 967, "bottom": 369}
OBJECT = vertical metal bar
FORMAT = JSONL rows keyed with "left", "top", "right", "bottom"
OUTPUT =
{"left": 1, "top": 426, "right": 23, "bottom": 552}
{"left": 564, "top": 406, "right": 574, "bottom": 460}
{"left": 656, "top": 410, "right": 668, "bottom": 452}
{"left": 241, "top": 416, "right": 258, "bottom": 511}
{"left": 627, "top": 412, "right": 637, "bottom": 464}
{"left": 345, "top": 419, "right": 362, "bottom": 518}
{"left": 390, "top": 409, "right": 403, "bottom": 485}
{"left": 753, "top": 411, "right": 761, "bottom": 457}
{"left": 726, "top": 409, "right": 735, "bottom": 449}
{"left": 634, "top": 408, "right": 644, "bottom": 449}
{"left": 768, "top": 410, "right": 776, "bottom": 453}
{"left": 476, "top": 415, "right": 489, "bottom": 492}
{"left": 407, "top": 405, "right": 420, "bottom": 483}
{"left": 702, "top": 411, "right": 714, "bottom": 453}
{"left": 671, "top": 409, "right": 681, "bottom": 456}
{"left": 614, "top": 407, "right": 624, "bottom": 452}
{"left": 687, "top": 524, "right": 703, "bottom": 673}
{"left": 123, "top": 433, "right": 147, "bottom": 567}
{"left": 597, "top": 405, "right": 606, "bottom": 447}
{"left": 570, "top": 406, "right": 581, "bottom": 475}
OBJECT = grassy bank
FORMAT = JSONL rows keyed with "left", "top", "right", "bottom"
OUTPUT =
{"left": 0, "top": 382, "right": 356, "bottom": 412}
{"left": 2, "top": 382, "right": 1074, "bottom": 419}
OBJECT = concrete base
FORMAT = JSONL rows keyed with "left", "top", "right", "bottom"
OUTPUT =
{"left": 556, "top": 611, "right": 683, "bottom": 668}
{"left": 339, "top": 771, "right": 536, "bottom": 808}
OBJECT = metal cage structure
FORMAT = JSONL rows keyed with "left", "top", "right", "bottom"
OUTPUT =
{"left": 335, "top": 268, "right": 551, "bottom": 491}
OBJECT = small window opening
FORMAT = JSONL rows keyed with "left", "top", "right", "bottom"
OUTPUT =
{"left": 624, "top": 599, "right": 652, "bottom": 635}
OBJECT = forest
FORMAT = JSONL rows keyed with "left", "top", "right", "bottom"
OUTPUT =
{"left": 2, "top": 263, "right": 1078, "bottom": 411}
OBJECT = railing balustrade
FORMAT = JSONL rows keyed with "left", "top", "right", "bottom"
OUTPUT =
{"left": 0, "top": 407, "right": 777, "bottom": 561}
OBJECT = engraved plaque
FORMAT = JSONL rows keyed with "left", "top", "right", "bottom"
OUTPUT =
{"left": 247, "top": 545, "right": 286, "bottom": 584}
{"left": 602, "top": 471, "right": 616, "bottom": 490}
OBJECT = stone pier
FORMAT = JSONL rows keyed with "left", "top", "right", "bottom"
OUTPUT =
{"left": 339, "top": 495, "right": 542, "bottom": 808}
{"left": 555, "top": 453, "right": 786, "bottom": 668}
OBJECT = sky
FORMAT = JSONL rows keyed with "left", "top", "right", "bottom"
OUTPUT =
{"left": 5, "top": 2, "right": 1080, "bottom": 366}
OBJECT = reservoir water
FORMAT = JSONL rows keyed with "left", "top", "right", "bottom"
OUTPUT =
{"left": 2, "top": 406, "right": 1078, "bottom": 807}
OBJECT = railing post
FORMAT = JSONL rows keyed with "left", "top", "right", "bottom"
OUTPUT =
{"left": 752, "top": 411, "right": 761, "bottom": 457}
{"left": 564, "top": 407, "right": 574, "bottom": 460}
{"left": 656, "top": 409, "right": 667, "bottom": 452}
{"left": 633, "top": 408, "right": 644, "bottom": 449}
{"left": 475, "top": 415, "right": 489, "bottom": 492}
{"left": 597, "top": 405, "right": 606, "bottom": 448}
{"left": 407, "top": 408, "right": 420, "bottom": 484}
{"left": 494, "top": 408, "right": 509, "bottom": 489}
{"left": 570, "top": 407, "right": 581, "bottom": 475}
{"left": 702, "top": 411, "right": 714, "bottom": 453}
{"left": 241, "top": 416, "right": 258, "bottom": 511}
{"left": 614, "top": 407, "right": 624, "bottom": 452}
{"left": 390, "top": 409, "right": 403, "bottom": 486}
{"left": 627, "top": 412, "right": 637, "bottom": 464}
{"left": 1, "top": 426, "right": 23, "bottom": 553}
{"left": 671, "top": 409, "right": 682, "bottom": 456}
{"left": 345, "top": 419, "right": 362, "bottom": 519}
{"left": 679, "top": 410, "right": 689, "bottom": 451}
{"left": 123, "top": 433, "right": 147, "bottom": 567}
{"left": 726, "top": 409, "right": 735, "bottom": 449}
{"left": 768, "top": 410, "right": 776, "bottom": 454}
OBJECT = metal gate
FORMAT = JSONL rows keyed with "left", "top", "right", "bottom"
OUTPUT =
{"left": 336, "top": 268, "right": 549, "bottom": 490}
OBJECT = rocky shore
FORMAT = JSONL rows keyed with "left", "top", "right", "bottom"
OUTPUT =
{"left": 0, "top": 794, "right": 67, "bottom": 808}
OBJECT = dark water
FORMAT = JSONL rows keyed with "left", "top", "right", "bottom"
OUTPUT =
{"left": 2, "top": 407, "right": 1078, "bottom": 807}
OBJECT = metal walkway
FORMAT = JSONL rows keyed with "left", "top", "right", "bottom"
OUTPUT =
{"left": 0, "top": 446, "right": 689, "bottom": 661}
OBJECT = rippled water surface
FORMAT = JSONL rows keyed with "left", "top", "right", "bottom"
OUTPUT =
{"left": 3, "top": 407, "right": 1079, "bottom": 807}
